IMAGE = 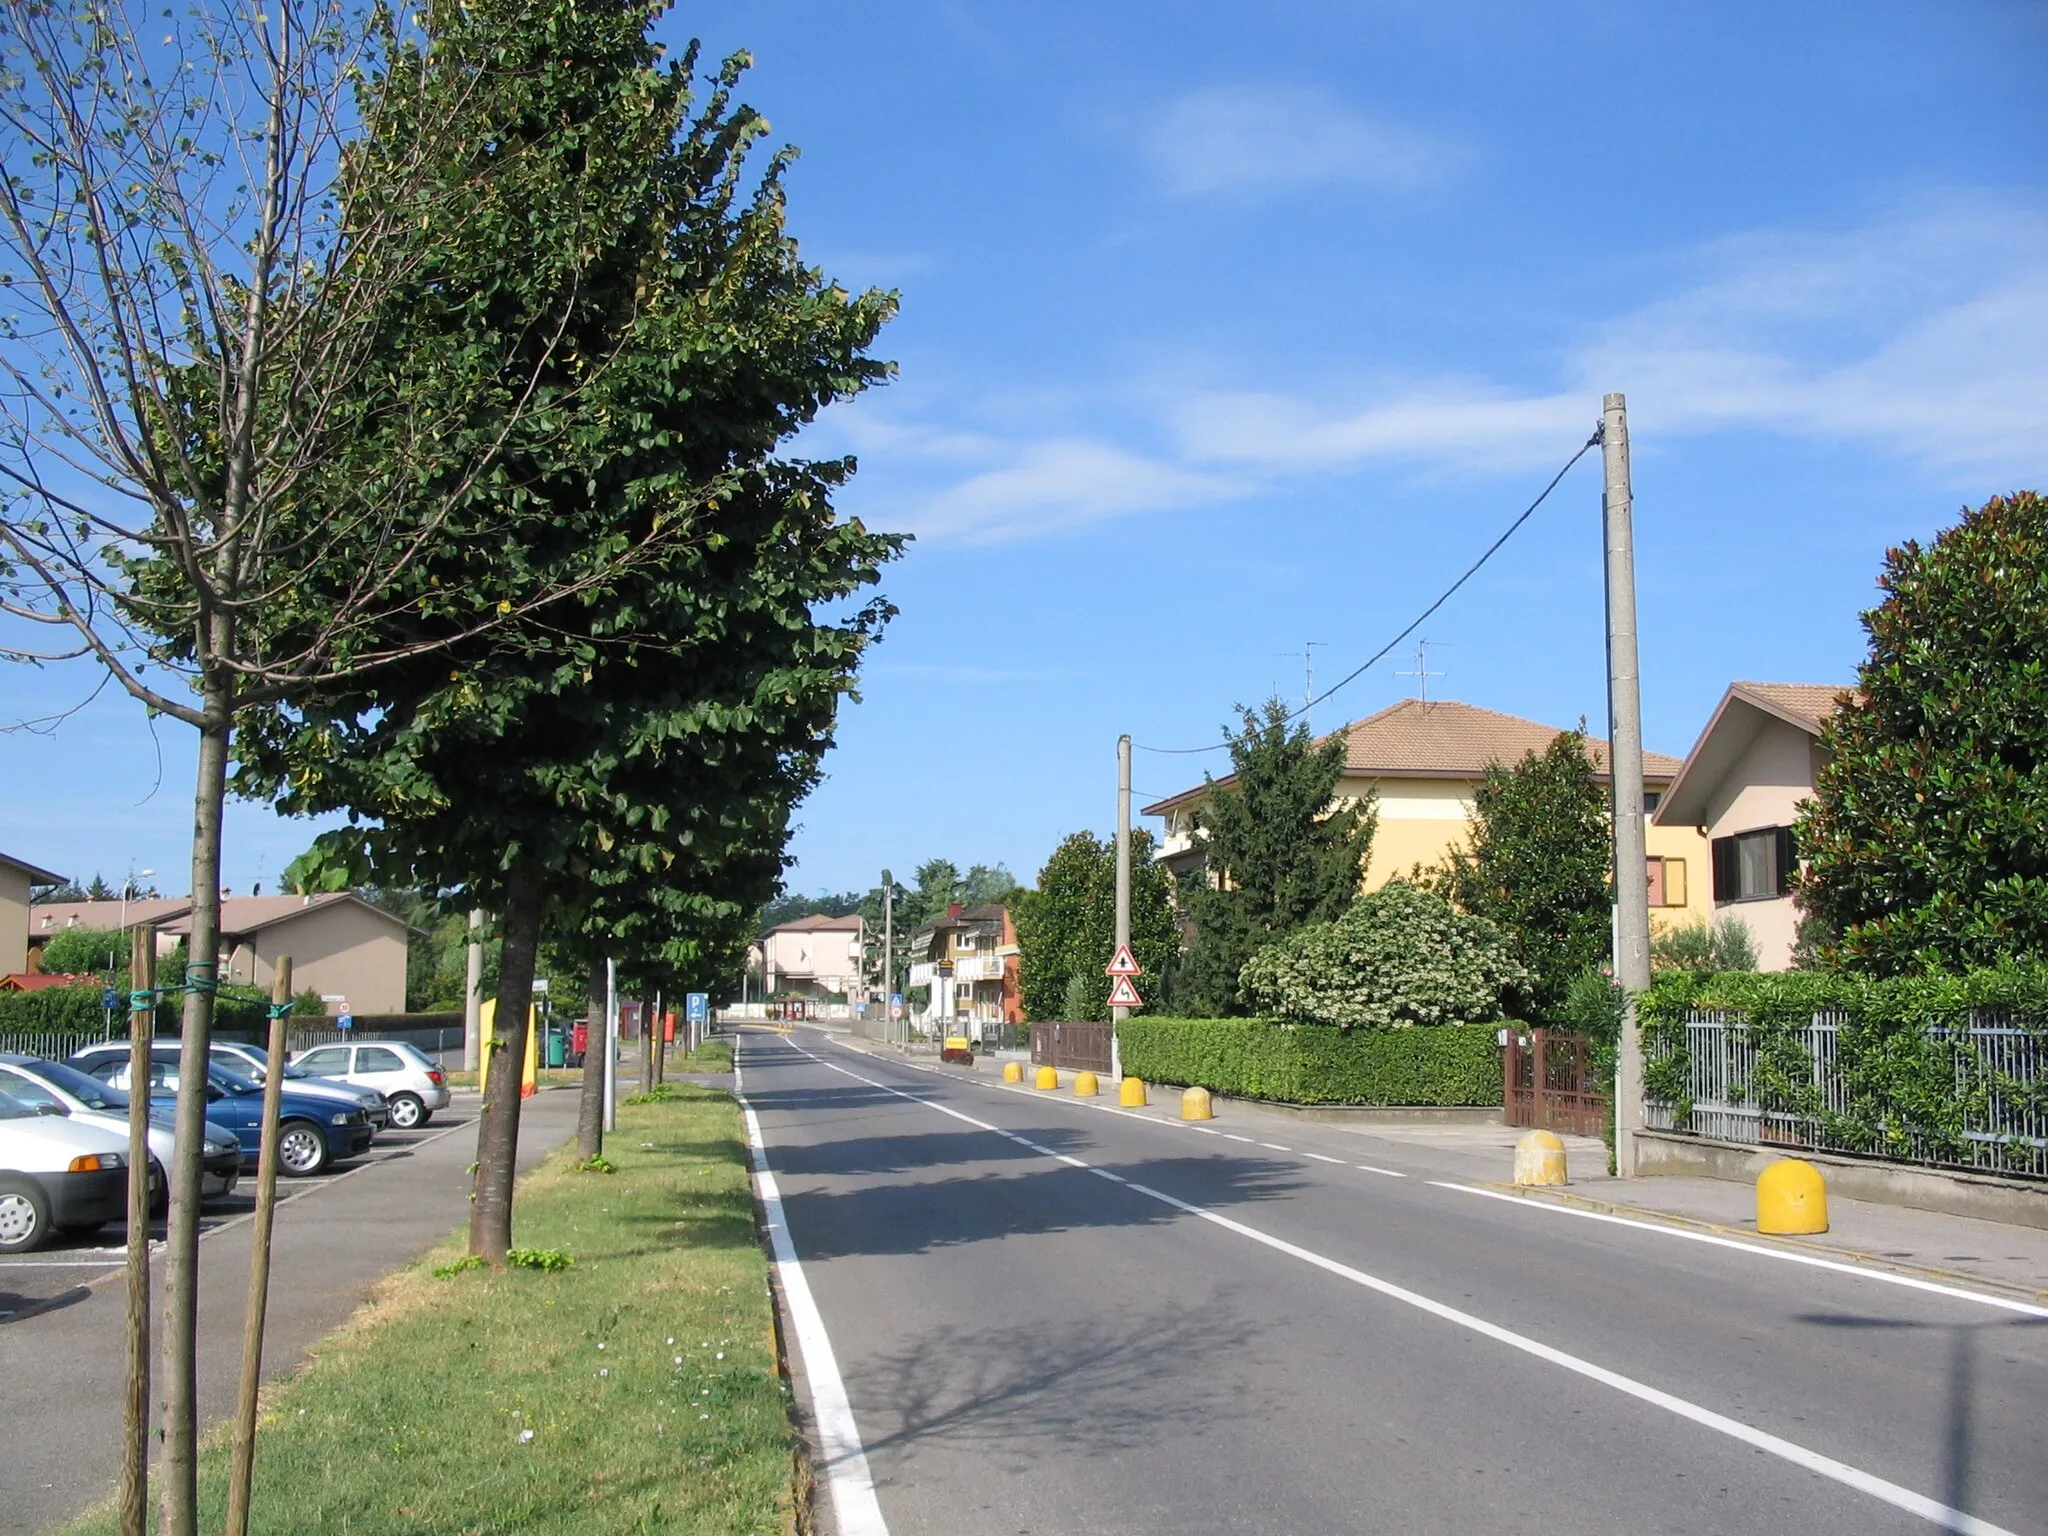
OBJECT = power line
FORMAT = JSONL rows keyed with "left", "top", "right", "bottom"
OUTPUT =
{"left": 1135, "top": 428, "right": 1603, "bottom": 757}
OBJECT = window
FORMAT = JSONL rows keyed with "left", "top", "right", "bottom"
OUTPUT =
{"left": 1643, "top": 790, "right": 1664, "bottom": 814}
{"left": 1711, "top": 827, "right": 1796, "bottom": 902}
{"left": 298, "top": 1047, "right": 350, "bottom": 1075}
{"left": 357, "top": 1046, "right": 404, "bottom": 1073}
{"left": 0, "top": 1072, "right": 61, "bottom": 1111}
{"left": 1645, "top": 857, "right": 1687, "bottom": 908}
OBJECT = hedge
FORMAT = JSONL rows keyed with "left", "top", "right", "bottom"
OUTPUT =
{"left": 1116, "top": 1017, "right": 1504, "bottom": 1106}
{"left": 0, "top": 984, "right": 271, "bottom": 1044}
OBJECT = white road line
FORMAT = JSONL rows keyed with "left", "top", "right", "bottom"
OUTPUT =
{"left": 0, "top": 1259, "right": 126, "bottom": 1268}
{"left": 1355, "top": 1164, "right": 1407, "bottom": 1178}
{"left": 1259, "top": 1142, "right": 1292, "bottom": 1151}
{"left": 770, "top": 1036, "right": 2016, "bottom": 1536}
{"left": 1431, "top": 1181, "right": 2048, "bottom": 1319}
{"left": 1221, "top": 1133, "right": 1255, "bottom": 1143}
{"left": 733, "top": 1053, "right": 888, "bottom": 1536}
{"left": 1303, "top": 1152, "right": 1345, "bottom": 1165}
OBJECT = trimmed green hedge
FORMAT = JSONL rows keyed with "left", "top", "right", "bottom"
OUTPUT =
{"left": 1116, "top": 1016, "right": 1504, "bottom": 1106}
{"left": 0, "top": 984, "right": 271, "bottom": 1042}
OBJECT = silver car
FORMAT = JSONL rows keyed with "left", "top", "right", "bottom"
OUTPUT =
{"left": 0, "top": 1054, "right": 241, "bottom": 1204}
{"left": 289, "top": 1041, "right": 451, "bottom": 1130}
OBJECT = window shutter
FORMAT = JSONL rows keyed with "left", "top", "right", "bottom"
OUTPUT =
{"left": 1774, "top": 827, "right": 1797, "bottom": 897}
{"left": 1645, "top": 858, "right": 1666, "bottom": 908}
{"left": 1666, "top": 858, "right": 1687, "bottom": 908}
{"left": 1712, "top": 837, "right": 1737, "bottom": 902}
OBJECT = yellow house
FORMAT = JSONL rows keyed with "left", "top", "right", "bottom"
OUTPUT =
{"left": 1142, "top": 699, "right": 1712, "bottom": 933}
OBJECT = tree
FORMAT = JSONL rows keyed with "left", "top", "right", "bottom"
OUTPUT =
{"left": 1796, "top": 491, "right": 2048, "bottom": 974}
{"left": 1650, "top": 914, "right": 1758, "bottom": 974}
{"left": 1178, "top": 699, "right": 1378, "bottom": 1015}
{"left": 1240, "top": 881, "right": 1529, "bottom": 1029}
{"left": 36, "top": 924, "right": 124, "bottom": 977}
{"left": 1015, "top": 829, "right": 1175, "bottom": 1020}
{"left": 32, "top": 878, "right": 88, "bottom": 905}
{"left": 1433, "top": 730, "right": 1610, "bottom": 1020}
{"left": 235, "top": 2, "right": 900, "bottom": 1262}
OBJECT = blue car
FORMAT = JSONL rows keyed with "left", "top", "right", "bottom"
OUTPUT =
{"left": 70, "top": 1053, "right": 373, "bottom": 1178}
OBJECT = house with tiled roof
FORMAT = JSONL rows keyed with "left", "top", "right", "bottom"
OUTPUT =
{"left": 1653, "top": 682, "right": 1852, "bottom": 970}
{"left": 907, "top": 902, "right": 1022, "bottom": 1034}
{"left": 0, "top": 850, "right": 68, "bottom": 976}
{"left": 754, "top": 913, "right": 865, "bottom": 1006}
{"left": 1142, "top": 698, "right": 1713, "bottom": 931}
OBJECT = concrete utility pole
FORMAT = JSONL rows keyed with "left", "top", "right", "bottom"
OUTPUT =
{"left": 1602, "top": 392, "right": 1652, "bottom": 1178}
{"left": 882, "top": 871, "right": 895, "bottom": 1046}
{"left": 603, "top": 956, "right": 618, "bottom": 1135}
{"left": 462, "top": 908, "right": 483, "bottom": 1073}
{"left": 1111, "top": 733, "right": 1132, "bottom": 1081}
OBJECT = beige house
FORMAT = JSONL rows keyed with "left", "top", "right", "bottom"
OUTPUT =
{"left": 1653, "top": 682, "right": 1848, "bottom": 971}
{"left": 1143, "top": 698, "right": 1712, "bottom": 932}
{"left": 28, "top": 893, "right": 411, "bottom": 1013}
{"left": 753, "top": 913, "right": 865, "bottom": 1003}
{"left": 0, "top": 851, "right": 68, "bottom": 975}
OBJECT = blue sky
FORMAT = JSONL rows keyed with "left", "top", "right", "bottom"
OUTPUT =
{"left": 4, "top": 0, "right": 2044, "bottom": 902}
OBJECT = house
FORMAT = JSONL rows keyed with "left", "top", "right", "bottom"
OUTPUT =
{"left": 27, "top": 893, "right": 412, "bottom": 1014}
{"left": 906, "top": 903, "right": 1022, "bottom": 1036}
{"left": 1142, "top": 698, "right": 1713, "bottom": 933}
{"left": 754, "top": 913, "right": 865, "bottom": 1005}
{"left": 1652, "top": 682, "right": 1849, "bottom": 971}
{"left": 0, "top": 851, "right": 67, "bottom": 975}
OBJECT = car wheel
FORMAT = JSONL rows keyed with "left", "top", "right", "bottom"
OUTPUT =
{"left": 386, "top": 1092, "right": 425, "bottom": 1131}
{"left": 0, "top": 1177, "right": 52, "bottom": 1254}
{"left": 276, "top": 1121, "right": 331, "bottom": 1177}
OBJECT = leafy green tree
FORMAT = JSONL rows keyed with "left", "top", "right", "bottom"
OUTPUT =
{"left": 37, "top": 925, "right": 125, "bottom": 977}
{"left": 1798, "top": 492, "right": 2048, "bottom": 975}
{"left": 1015, "top": 829, "right": 1176, "bottom": 1020}
{"left": 1240, "top": 881, "right": 1529, "bottom": 1029}
{"left": 1179, "top": 699, "right": 1378, "bottom": 1015}
{"left": 234, "top": 2, "right": 900, "bottom": 1261}
{"left": 1434, "top": 730, "right": 1610, "bottom": 1020}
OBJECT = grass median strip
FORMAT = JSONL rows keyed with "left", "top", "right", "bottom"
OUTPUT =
{"left": 63, "top": 1082, "right": 800, "bottom": 1536}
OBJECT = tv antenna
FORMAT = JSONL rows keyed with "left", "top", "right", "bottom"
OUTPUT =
{"left": 1395, "top": 638, "right": 1446, "bottom": 703}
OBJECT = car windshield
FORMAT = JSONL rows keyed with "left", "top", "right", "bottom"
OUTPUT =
{"left": 21, "top": 1060, "right": 129, "bottom": 1111}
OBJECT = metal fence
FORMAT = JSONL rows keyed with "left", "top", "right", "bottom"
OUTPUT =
{"left": 0, "top": 1025, "right": 123, "bottom": 1062}
{"left": 1646, "top": 1009, "right": 2048, "bottom": 1180}
{"left": 1030, "top": 1022, "right": 1112, "bottom": 1074}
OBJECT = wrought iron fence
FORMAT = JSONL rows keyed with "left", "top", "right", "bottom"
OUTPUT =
{"left": 1645, "top": 1009, "right": 2048, "bottom": 1180}
{"left": 0, "top": 1025, "right": 123, "bottom": 1062}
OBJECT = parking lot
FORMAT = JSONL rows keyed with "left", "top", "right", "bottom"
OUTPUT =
{"left": 3, "top": 1086, "right": 582, "bottom": 1535}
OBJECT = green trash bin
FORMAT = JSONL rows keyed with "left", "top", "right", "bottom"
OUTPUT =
{"left": 544, "top": 1026, "right": 566, "bottom": 1069}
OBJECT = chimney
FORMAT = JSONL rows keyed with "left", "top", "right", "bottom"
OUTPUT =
{"left": 947, "top": 902, "right": 963, "bottom": 920}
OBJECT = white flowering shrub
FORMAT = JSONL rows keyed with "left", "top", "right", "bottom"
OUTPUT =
{"left": 1239, "top": 880, "right": 1531, "bottom": 1029}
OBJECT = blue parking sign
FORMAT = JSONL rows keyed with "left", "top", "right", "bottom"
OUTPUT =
{"left": 685, "top": 992, "right": 709, "bottom": 1025}
{"left": 103, "top": 988, "right": 120, "bottom": 1010}
{"left": 337, "top": 1013, "right": 353, "bottom": 1030}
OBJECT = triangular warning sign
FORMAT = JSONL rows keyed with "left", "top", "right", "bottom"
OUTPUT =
{"left": 1105, "top": 944, "right": 1141, "bottom": 977}
{"left": 1107, "top": 974, "right": 1143, "bottom": 1008}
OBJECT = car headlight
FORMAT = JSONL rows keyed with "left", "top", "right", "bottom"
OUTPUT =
{"left": 69, "top": 1152, "right": 124, "bottom": 1172}
{"left": 329, "top": 1112, "right": 353, "bottom": 1125}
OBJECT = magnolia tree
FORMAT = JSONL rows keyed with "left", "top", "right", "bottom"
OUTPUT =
{"left": 1240, "top": 880, "right": 1530, "bottom": 1029}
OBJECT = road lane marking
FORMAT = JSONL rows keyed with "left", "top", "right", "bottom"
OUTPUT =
{"left": 733, "top": 1054, "right": 889, "bottom": 1536}
{"left": 1431, "top": 1181, "right": 2048, "bottom": 1319}
{"left": 768, "top": 1036, "right": 2018, "bottom": 1536}
{"left": 1355, "top": 1164, "right": 1407, "bottom": 1178}
{"left": 1221, "top": 1133, "right": 1255, "bottom": 1143}
{"left": 1258, "top": 1142, "right": 1292, "bottom": 1151}
{"left": 1303, "top": 1152, "right": 1345, "bottom": 1165}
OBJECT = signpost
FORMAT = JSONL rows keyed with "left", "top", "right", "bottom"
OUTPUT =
{"left": 1105, "top": 943, "right": 1142, "bottom": 1025}
{"left": 1107, "top": 974, "right": 1143, "bottom": 1009}
{"left": 685, "top": 992, "right": 709, "bottom": 1054}
{"left": 889, "top": 992, "right": 904, "bottom": 1023}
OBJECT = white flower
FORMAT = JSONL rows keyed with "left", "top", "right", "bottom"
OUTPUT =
{"left": 517, "top": 1429, "right": 536, "bottom": 1444}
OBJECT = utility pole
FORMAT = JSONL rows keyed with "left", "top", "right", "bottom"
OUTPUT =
{"left": 462, "top": 908, "right": 483, "bottom": 1073}
{"left": 603, "top": 957, "right": 618, "bottom": 1135}
{"left": 1602, "top": 392, "right": 1651, "bottom": 1178}
{"left": 882, "top": 871, "right": 895, "bottom": 1046}
{"left": 1111, "top": 733, "right": 1132, "bottom": 1081}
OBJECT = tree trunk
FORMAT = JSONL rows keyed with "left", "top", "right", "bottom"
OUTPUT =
{"left": 468, "top": 856, "right": 546, "bottom": 1263}
{"left": 575, "top": 1000, "right": 605, "bottom": 1161}
{"left": 159, "top": 711, "right": 229, "bottom": 1536}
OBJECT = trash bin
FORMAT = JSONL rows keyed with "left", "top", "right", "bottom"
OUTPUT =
{"left": 544, "top": 1026, "right": 567, "bottom": 1069}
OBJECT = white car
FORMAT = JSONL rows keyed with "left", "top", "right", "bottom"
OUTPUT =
{"left": 0, "top": 1094, "right": 131, "bottom": 1252}
{"left": 0, "top": 1055, "right": 241, "bottom": 1205}
{"left": 289, "top": 1041, "right": 451, "bottom": 1130}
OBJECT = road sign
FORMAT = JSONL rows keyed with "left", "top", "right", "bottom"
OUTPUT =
{"left": 1107, "top": 974, "right": 1142, "bottom": 1008}
{"left": 337, "top": 1012, "right": 354, "bottom": 1031}
{"left": 890, "top": 1004, "right": 904, "bottom": 1021}
{"left": 103, "top": 987, "right": 120, "bottom": 1011}
{"left": 1105, "top": 944, "right": 1141, "bottom": 977}
{"left": 685, "top": 992, "right": 710, "bottom": 1026}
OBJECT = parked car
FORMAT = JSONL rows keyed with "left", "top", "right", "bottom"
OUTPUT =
{"left": 0, "top": 1094, "right": 130, "bottom": 1252}
{"left": 288, "top": 1040, "right": 450, "bottom": 1130}
{"left": 0, "top": 1055, "right": 240, "bottom": 1206}
{"left": 68, "top": 1039, "right": 389, "bottom": 1135}
{"left": 68, "top": 1054, "right": 373, "bottom": 1178}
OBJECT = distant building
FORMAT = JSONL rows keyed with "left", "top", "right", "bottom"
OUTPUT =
{"left": 0, "top": 851, "right": 67, "bottom": 976}
{"left": 1143, "top": 699, "right": 1711, "bottom": 934}
{"left": 1654, "top": 682, "right": 1850, "bottom": 971}
{"left": 753, "top": 913, "right": 865, "bottom": 1005}
{"left": 907, "top": 903, "right": 1022, "bottom": 1037}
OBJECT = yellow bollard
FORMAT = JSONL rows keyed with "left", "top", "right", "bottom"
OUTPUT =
{"left": 1119, "top": 1076, "right": 1148, "bottom": 1108}
{"left": 1074, "top": 1071, "right": 1099, "bottom": 1097}
{"left": 1035, "top": 1065, "right": 1059, "bottom": 1091}
{"left": 1756, "top": 1158, "right": 1829, "bottom": 1234}
{"left": 1181, "top": 1085, "right": 1213, "bottom": 1121}
{"left": 1513, "top": 1129, "right": 1568, "bottom": 1186}
{"left": 1001, "top": 1061, "right": 1023, "bottom": 1084}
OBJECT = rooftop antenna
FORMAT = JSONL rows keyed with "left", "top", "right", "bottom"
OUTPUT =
{"left": 1276, "top": 641, "right": 1329, "bottom": 716}
{"left": 1395, "top": 637, "right": 1446, "bottom": 703}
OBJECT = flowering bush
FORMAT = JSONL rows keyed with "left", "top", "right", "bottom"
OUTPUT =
{"left": 1239, "top": 880, "right": 1530, "bottom": 1029}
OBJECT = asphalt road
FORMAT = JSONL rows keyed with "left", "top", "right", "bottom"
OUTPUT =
{"left": 2, "top": 1087, "right": 581, "bottom": 1534}
{"left": 743, "top": 1028, "right": 2048, "bottom": 1536}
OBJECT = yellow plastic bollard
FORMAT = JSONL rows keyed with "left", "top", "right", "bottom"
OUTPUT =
{"left": 1181, "top": 1085, "right": 1213, "bottom": 1121}
{"left": 1513, "top": 1129, "right": 1568, "bottom": 1186}
{"left": 1035, "top": 1065, "right": 1059, "bottom": 1091}
{"left": 1119, "top": 1076, "right": 1148, "bottom": 1108}
{"left": 1001, "top": 1061, "right": 1023, "bottom": 1085}
{"left": 1756, "top": 1157, "right": 1829, "bottom": 1234}
{"left": 1074, "top": 1070, "right": 1099, "bottom": 1097}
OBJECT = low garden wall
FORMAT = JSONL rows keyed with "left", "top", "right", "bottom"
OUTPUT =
{"left": 1116, "top": 1016, "right": 1505, "bottom": 1106}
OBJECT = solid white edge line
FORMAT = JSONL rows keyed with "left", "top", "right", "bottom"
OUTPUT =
{"left": 733, "top": 1050, "right": 889, "bottom": 1536}
{"left": 1427, "top": 1180, "right": 2048, "bottom": 1319}
{"left": 780, "top": 1030, "right": 2018, "bottom": 1536}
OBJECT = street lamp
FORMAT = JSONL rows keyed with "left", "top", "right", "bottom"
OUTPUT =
{"left": 120, "top": 867, "right": 155, "bottom": 940}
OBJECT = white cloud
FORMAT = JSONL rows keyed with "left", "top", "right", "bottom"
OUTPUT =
{"left": 903, "top": 439, "right": 1247, "bottom": 545}
{"left": 1144, "top": 85, "right": 1460, "bottom": 198}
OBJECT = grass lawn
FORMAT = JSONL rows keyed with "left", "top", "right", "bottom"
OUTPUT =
{"left": 65, "top": 1083, "right": 801, "bottom": 1536}
{"left": 440, "top": 1039, "right": 730, "bottom": 1092}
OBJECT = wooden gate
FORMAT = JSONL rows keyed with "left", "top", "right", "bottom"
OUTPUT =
{"left": 1030, "top": 1022, "right": 1112, "bottom": 1074}
{"left": 1503, "top": 1028, "right": 1609, "bottom": 1138}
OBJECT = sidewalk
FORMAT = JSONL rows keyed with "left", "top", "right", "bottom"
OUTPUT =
{"left": 827, "top": 1032, "right": 2048, "bottom": 1303}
